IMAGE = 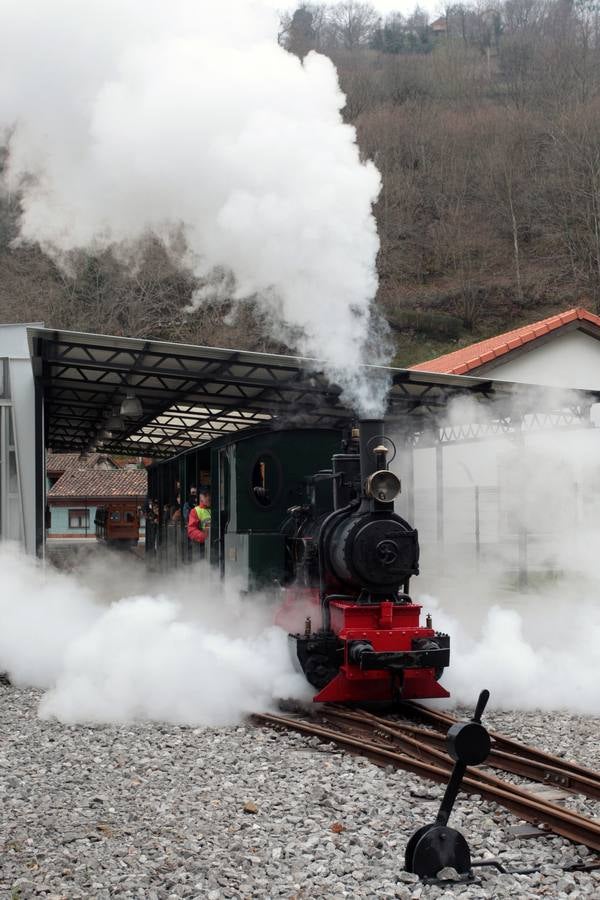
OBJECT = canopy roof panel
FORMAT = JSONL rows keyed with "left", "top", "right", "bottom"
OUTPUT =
{"left": 28, "top": 327, "right": 600, "bottom": 458}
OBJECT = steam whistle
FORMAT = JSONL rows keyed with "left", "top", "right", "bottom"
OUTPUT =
{"left": 405, "top": 689, "right": 491, "bottom": 880}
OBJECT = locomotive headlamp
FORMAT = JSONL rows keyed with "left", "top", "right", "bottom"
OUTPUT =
{"left": 366, "top": 470, "right": 401, "bottom": 502}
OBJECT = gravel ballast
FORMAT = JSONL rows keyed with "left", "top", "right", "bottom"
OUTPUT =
{"left": 1, "top": 686, "right": 599, "bottom": 899}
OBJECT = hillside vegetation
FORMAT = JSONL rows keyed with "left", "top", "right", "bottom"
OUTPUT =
{"left": 3, "top": 0, "right": 600, "bottom": 365}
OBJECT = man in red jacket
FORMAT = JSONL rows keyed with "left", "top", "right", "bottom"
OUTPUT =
{"left": 187, "top": 487, "right": 211, "bottom": 545}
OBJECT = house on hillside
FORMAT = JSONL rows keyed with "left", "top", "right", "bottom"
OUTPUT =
{"left": 429, "top": 16, "right": 447, "bottom": 37}
{"left": 46, "top": 452, "right": 147, "bottom": 541}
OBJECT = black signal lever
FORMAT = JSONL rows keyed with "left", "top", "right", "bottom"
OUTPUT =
{"left": 405, "top": 689, "right": 491, "bottom": 880}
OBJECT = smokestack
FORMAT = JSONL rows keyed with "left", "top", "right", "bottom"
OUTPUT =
{"left": 358, "top": 419, "right": 385, "bottom": 484}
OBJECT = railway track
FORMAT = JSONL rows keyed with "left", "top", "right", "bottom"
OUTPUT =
{"left": 251, "top": 703, "right": 600, "bottom": 858}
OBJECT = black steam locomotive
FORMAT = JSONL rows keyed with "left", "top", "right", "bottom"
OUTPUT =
{"left": 278, "top": 420, "right": 450, "bottom": 702}
{"left": 147, "top": 419, "right": 450, "bottom": 703}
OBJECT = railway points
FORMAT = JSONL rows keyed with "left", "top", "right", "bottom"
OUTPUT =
{"left": 252, "top": 702, "right": 600, "bottom": 860}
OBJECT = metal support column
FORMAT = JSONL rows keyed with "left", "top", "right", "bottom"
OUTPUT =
{"left": 436, "top": 441, "right": 444, "bottom": 557}
{"left": 515, "top": 415, "right": 527, "bottom": 590}
{"left": 474, "top": 484, "right": 481, "bottom": 571}
{"left": 403, "top": 435, "right": 415, "bottom": 524}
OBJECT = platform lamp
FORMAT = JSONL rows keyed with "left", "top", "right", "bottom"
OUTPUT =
{"left": 120, "top": 392, "right": 143, "bottom": 418}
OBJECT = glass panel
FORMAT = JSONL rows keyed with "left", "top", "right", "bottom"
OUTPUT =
{"left": 250, "top": 454, "right": 281, "bottom": 508}
{"left": 69, "top": 509, "right": 89, "bottom": 529}
{"left": 8, "top": 450, "right": 18, "bottom": 493}
{"left": 1, "top": 406, "right": 23, "bottom": 543}
{"left": 7, "top": 497, "right": 22, "bottom": 541}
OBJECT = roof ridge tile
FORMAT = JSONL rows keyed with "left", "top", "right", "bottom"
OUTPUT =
{"left": 410, "top": 306, "right": 600, "bottom": 374}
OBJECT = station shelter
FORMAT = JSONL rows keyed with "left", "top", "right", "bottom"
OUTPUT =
{"left": 1, "top": 320, "right": 600, "bottom": 569}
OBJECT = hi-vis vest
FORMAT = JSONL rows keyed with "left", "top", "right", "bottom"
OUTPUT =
{"left": 194, "top": 505, "right": 211, "bottom": 530}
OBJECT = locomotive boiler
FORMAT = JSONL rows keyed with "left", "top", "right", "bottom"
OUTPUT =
{"left": 280, "top": 420, "right": 450, "bottom": 703}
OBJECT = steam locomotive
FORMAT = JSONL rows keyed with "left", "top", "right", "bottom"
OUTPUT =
{"left": 147, "top": 419, "right": 450, "bottom": 704}
{"left": 278, "top": 420, "right": 449, "bottom": 703}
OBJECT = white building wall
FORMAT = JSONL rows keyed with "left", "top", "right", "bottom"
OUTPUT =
{"left": 404, "top": 327, "right": 600, "bottom": 582}
{"left": 482, "top": 328, "right": 600, "bottom": 390}
{"left": 0, "top": 324, "right": 41, "bottom": 555}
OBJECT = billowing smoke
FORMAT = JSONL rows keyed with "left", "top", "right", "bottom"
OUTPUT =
{"left": 0, "top": 0, "right": 386, "bottom": 414}
{"left": 0, "top": 544, "right": 309, "bottom": 725}
{"left": 394, "top": 390, "right": 600, "bottom": 714}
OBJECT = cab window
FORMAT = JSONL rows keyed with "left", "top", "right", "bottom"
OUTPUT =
{"left": 250, "top": 454, "right": 282, "bottom": 508}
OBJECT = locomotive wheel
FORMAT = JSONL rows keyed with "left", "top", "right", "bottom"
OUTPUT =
{"left": 417, "top": 640, "right": 446, "bottom": 682}
{"left": 303, "top": 653, "right": 339, "bottom": 690}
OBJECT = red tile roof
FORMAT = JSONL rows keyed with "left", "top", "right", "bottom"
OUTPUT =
{"left": 410, "top": 307, "right": 600, "bottom": 375}
{"left": 46, "top": 452, "right": 116, "bottom": 474}
{"left": 48, "top": 469, "right": 147, "bottom": 500}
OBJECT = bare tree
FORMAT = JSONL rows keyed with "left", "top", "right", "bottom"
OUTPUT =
{"left": 328, "top": 1, "right": 379, "bottom": 49}
{"left": 541, "top": 104, "right": 600, "bottom": 307}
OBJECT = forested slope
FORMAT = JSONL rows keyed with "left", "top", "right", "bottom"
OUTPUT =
{"left": 2, "top": 0, "right": 600, "bottom": 366}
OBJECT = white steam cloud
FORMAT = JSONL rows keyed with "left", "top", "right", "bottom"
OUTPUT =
{"left": 422, "top": 594, "right": 600, "bottom": 715}
{"left": 398, "top": 391, "right": 600, "bottom": 715}
{"left": 0, "top": 544, "right": 309, "bottom": 725}
{"left": 0, "top": 0, "right": 385, "bottom": 414}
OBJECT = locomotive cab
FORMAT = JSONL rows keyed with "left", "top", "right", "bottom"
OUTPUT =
{"left": 283, "top": 419, "right": 450, "bottom": 704}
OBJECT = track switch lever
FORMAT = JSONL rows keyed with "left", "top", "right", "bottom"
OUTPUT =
{"left": 405, "top": 689, "right": 491, "bottom": 879}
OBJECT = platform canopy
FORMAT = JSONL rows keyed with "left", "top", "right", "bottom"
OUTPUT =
{"left": 27, "top": 326, "right": 600, "bottom": 458}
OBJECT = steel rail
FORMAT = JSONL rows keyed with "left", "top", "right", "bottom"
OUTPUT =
{"left": 323, "top": 707, "right": 600, "bottom": 803}
{"left": 315, "top": 708, "right": 600, "bottom": 811}
{"left": 251, "top": 711, "right": 600, "bottom": 854}
{"left": 401, "top": 702, "right": 600, "bottom": 785}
